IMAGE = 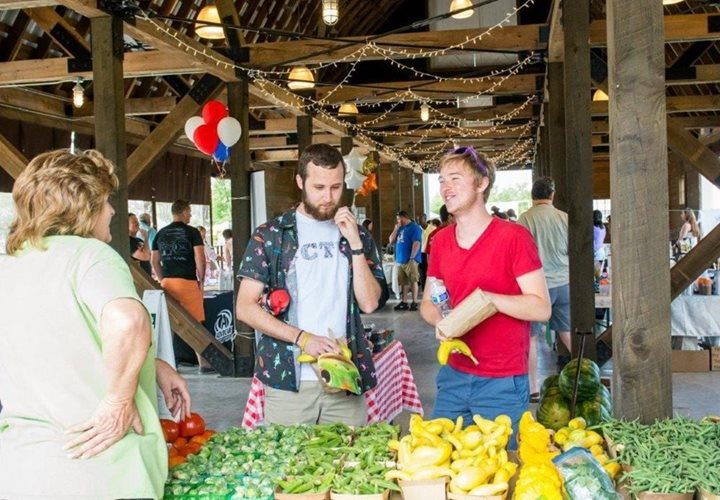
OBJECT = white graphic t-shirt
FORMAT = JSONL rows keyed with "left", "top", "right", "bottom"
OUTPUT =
{"left": 294, "top": 210, "right": 349, "bottom": 380}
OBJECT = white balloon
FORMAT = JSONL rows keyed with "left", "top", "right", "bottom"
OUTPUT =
{"left": 343, "top": 148, "right": 367, "bottom": 177}
{"left": 184, "top": 116, "right": 204, "bottom": 143}
{"left": 217, "top": 117, "right": 242, "bottom": 147}
{"left": 345, "top": 165, "right": 367, "bottom": 190}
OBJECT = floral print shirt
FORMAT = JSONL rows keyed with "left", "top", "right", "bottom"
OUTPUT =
{"left": 238, "top": 209, "right": 389, "bottom": 393}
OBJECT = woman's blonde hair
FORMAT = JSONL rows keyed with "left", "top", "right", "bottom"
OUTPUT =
{"left": 6, "top": 149, "right": 118, "bottom": 255}
{"left": 438, "top": 146, "right": 495, "bottom": 201}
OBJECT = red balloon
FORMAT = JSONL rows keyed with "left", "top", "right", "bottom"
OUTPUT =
{"left": 193, "top": 124, "right": 218, "bottom": 156}
{"left": 202, "top": 100, "right": 228, "bottom": 125}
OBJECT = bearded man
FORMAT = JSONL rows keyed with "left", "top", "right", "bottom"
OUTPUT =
{"left": 235, "top": 144, "right": 388, "bottom": 425}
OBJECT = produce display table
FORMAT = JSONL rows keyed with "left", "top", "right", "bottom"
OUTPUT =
{"left": 242, "top": 340, "right": 423, "bottom": 428}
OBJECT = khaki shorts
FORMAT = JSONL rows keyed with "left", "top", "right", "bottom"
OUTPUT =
{"left": 264, "top": 382, "right": 367, "bottom": 426}
{"left": 397, "top": 261, "right": 420, "bottom": 286}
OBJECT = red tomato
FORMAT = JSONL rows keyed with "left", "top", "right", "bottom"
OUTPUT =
{"left": 160, "top": 419, "right": 179, "bottom": 443}
{"left": 178, "top": 412, "right": 205, "bottom": 438}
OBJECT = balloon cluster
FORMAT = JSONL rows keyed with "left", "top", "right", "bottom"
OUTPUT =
{"left": 184, "top": 100, "right": 242, "bottom": 163}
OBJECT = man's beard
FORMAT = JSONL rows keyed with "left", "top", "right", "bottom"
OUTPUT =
{"left": 301, "top": 190, "right": 340, "bottom": 221}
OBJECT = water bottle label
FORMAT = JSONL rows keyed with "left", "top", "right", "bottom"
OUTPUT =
{"left": 431, "top": 291, "right": 449, "bottom": 304}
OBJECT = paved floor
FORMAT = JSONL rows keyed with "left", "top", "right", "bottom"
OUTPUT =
{"left": 183, "top": 302, "right": 720, "bottom": 431}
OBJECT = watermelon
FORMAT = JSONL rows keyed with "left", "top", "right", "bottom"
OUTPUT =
{"left": 540, "top": 374, "right": 559, "bottom": 397}
{"left": 558, "top": 358, "right": 601, "bottom": 402}
{"left": 576, "top": 399, "right": 604, "bottom": 427}
{"left": 536, "top": 392, "right": 571, "bottom": 431}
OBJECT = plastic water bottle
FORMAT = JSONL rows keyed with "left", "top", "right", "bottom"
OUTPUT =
{"left": 429, "top": 277, "right": 452, "bottom": 317}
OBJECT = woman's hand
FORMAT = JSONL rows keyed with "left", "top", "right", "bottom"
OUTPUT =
{"left": 156, "top": 359, "right": 191, "bottom": 421}
{"left": 63, "top": 396, "right": 143, "bottom": 459}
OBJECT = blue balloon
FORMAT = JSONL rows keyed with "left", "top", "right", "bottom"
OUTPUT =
{"left": 213, "top": 143, "right": 230, "bottom": 162}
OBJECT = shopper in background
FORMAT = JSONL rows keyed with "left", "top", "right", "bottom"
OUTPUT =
{"left": 222, "top": 228, "right": 233, "bottom": 272}
{"left": 388, "top": 210, "right": 423, "bottom": 311}
{"left": 236, "top": 144, "right": 388, "bottom": 426}
{"left": 139, "top": 212, "right": 157, "bottom": 250}
{"left": 0, "top": 149, "right": 190, "bottom": 499}
{"left": 675, "top": 207, "right": 702, "bottom": 255}
{"left": 420, "top": 146, "right": 550, "bottom": 448}
{"left": 129, "top": 213, "right": 152, "bottom": 274}
{"left": 197, "top": 225, "right": 219, "bottom": 283}
{"left": 152, "top": 200, "right": 212, "bottom": 373}
{"left": 593, "top": 210, "right": 607, "bottom": 268}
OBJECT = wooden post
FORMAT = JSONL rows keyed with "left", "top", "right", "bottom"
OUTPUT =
{"left": 608, "top": 0, "right": 672, "bottom": 420}
{"left": 91, "top": 15, "right": 128, "bottom": 260}
{"left": 564, "top": 0, "right": 596, "bottom": 360}
{"left": 227, "top": 78, "right": 254, "bottom": 376}
{"left": 394, "top": 162, "right": 401, "bottom": 213}
{"left": 297, "top": 114, "right": 312, "bottom": 154}
{"left": 547, "top": 62, "right": 567, "bottom": 212}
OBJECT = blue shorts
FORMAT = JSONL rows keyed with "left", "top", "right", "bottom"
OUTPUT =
{"left": 430, "top": 365, "right": 529, "bottom": 449}
{"left": 548, "top": 284, "right": 571, "bottom": 332}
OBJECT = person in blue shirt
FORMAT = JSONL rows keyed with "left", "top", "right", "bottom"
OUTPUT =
{"left": 388, "top": 210, "right": 423, "bottom": 311}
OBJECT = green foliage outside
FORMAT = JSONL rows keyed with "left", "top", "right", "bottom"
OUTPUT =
{"left": 211, "top": 177, "right": 232, "bottom": 240}
{"left": 428, "top": 182, "right": 531, "bottom": 217}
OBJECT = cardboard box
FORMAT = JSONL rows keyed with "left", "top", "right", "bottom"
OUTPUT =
{"left": 711, "top": 348, "right": 720, "bottom": 371}
{"left": 671, "top": 349, "right": 710, "bottom": 372}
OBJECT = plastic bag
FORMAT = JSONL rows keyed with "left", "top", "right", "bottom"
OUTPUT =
{"left": 552, "top": 447, "right": 620, "bottom": 500}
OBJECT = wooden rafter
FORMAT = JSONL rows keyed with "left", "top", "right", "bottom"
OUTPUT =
{"left": 0, "top": 133, "right": 28, "bottom": 178}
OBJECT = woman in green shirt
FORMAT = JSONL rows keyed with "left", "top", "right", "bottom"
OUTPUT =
{"left": 0, "top": 149, "right": 191, "bottom": 499}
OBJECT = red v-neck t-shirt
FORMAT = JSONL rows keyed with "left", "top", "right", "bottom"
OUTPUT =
{"left": 427, "top": 218, "right": 542, "bottom": 377}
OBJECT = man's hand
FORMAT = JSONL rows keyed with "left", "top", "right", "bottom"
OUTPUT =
{"left": 156, "top": 359, "right": 191, "bottom": 421}
{"left": 302, "top": 332, "right": 341, "bottom": 357}
{"left": 63, "top": 396, "right": 143, "bottom": 459}
{"left": 334, "top": 207, "right": 362, "bottom": 250}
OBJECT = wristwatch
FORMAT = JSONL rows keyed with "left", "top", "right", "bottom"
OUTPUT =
{"left": 351, "top": 248, "right": 364, "bottom": 255}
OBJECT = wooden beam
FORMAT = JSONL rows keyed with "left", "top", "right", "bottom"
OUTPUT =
{"left": 666, "top": 64, "right": 720, "bottom": 85}
{"left": 92, "top": 15, "right": 128, "bottom": 259}
{"left": 73, "top": 96, "right": 177, "bottom": 117}
{"left": 547, "top": 62, "right": 567, "bottom": 209}
{"left": 254, "top": 149, "right": 299, "bottom": 162}
{"left": 315, "top": 74, "right": 542, "bottom": 104}
{"left": 608, "top": 0, "right": 671, "bottom": 421}
{"left": 590, "top": 95, "right": 720, "bottom": 116}
{"left": 667, "top": 122, "right": 720, "bottom": 187}
{"left": 592, "top": 13, "right": 720, "bottom": 46}
{"left": 669, "top": 223, "right": 720, "bottom": 299}
{"left": 25, "top": 6, "right": 91, "bottom": 57}
{"left": 0, "top": 0, "right": 55, "bottom": 9}
{"left": 564, "top": 0, "right": 595, "bottom": 359}
{"left": 357, "top": 104, "right": 535, "bottom": 128}
{"left": 53, "top": 0, "right": 105, "bottom": 18}
{"left": 0, "top": 51, "right": 212, "bottom": 85}
{"left": 127, "top": 74, "right": 224, "bottom": 184}
{"left": 246, "top": 25, "right": 547, "bottom": 67}
{"left": 0, "top": 133, "right": 28, "bottom": 178}
{"left": 548, "top": 0, "right": 564, "bottom": 62}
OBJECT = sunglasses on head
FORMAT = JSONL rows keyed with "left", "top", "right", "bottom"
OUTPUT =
{"left": 451, "top": 145, "right": 488, "bottom": 176}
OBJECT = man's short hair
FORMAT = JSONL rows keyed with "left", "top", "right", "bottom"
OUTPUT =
{"left": 297, "top": 144, "right": 345, "bottom": 181}
{"left": 397, "top": 210, "right": 410, "bottom": 219}
{"left": 128, "top": 213, "right": 136, "bottom": 219}
{"left": 222, "top": 229, "right": 232, "bottom": 239}
{"left": 531, "top": 177, "right": 555, "bottom": 200}
{"left": 139, "top": 213, "right": 151, "bottom": 225}
{"left": 171, "top": 199, "right": 191, "bottom": 215}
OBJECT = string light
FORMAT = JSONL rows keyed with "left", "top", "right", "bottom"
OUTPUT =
{"left": 137, "top": 0, "right": 539, "bottom": 169}
{"left": 72, "top": 78, "right": 85, "bottom": 108}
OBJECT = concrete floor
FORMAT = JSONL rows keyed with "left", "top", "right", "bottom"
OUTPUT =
{"left": 182, "top": 302, "right": 720, "bottom": 431}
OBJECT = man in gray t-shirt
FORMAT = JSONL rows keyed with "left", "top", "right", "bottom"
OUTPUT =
{"left": 518, "top": 177, "right": 570, "bottom": 395}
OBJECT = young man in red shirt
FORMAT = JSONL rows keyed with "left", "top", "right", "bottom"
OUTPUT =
{"left": 420, "top": 147, "right": 551, "bottom": 447}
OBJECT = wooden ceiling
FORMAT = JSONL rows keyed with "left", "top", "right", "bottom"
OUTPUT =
{"left": 0, "top": 0, "right": 720, "bottom": 174}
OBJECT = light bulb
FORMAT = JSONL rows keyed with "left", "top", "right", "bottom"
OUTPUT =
{"left": 72, "top": 80, "right": 84, "bottom": 108}
{"left": 420, "top": 103, "right": 430, "bottom": 122}
{"left": 195, "top": 5, "right": 225, "bottom": 39}
{"left": 593, "top": 89, "right": 609, "bottom": 102}
{"left": 338, "top": 103, "right": 358, "bottom": 115}
{"left": 662, "top": 0, "right": 683, "bottom": 4}
{"left": 288, "top": 65, "right": 315, "bottom": 90}
{"left": 322, "top": 0, "right": 339, "bottom": 25}
{"left": 450, "top": 0, "right": 474, "bottom": 19}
